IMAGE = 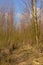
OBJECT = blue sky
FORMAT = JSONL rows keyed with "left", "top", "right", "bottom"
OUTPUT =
{"left": 0, "top": 0, "right": 12, "bottom": 11}
{"left": 14, "top": 0, "right": 41, "bottom": 23}
{"left": 0, "top": 0, "right": 24, "bottom": 13}
{"left": 14, "top": 0, "right": 25, "bottom": 23}
{"left": 0, "top": 0, "right": 41, "bottom": 24}
{"left": 14, "top": 0, "right": 24, "bottom": 13}
{"left": 0, "top": 0, "right": 24, "bottom": 23}
{"left": 0, "top": 0, "right": 41, "bottom": 12}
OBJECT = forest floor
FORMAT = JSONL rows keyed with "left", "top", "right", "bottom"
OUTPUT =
{"left": 0, "top": 42, "right": 43, "bottom": 65}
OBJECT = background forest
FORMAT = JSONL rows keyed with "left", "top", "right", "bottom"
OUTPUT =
{"left": 0, "top": 0, "right": 43, "bottom": 65}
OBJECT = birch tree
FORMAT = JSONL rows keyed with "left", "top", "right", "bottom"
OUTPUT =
{"left": 31, "top": 0, "right": 39, "bottom": 48}
{"left": 21, "top": 0, "right": 39, "bottom": 47}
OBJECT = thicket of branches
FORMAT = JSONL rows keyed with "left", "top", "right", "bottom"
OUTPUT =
{"left": 0, "top": 0, "right": 43, "bottom": 65}
{"left": 0, "top": 0, "right": 43, "bottom": 50}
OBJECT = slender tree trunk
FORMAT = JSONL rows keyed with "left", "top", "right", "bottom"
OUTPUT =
{"left": 32, "top": 0, "right": 39, "bottom": 47}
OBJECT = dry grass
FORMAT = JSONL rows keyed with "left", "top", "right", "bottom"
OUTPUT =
{"left": 0, "top": 41, "right": 43, "bottom": 65}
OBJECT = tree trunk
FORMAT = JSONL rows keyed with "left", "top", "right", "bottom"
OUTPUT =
{"left": 32, "top": 0, "right": 39, "bottom": 47}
